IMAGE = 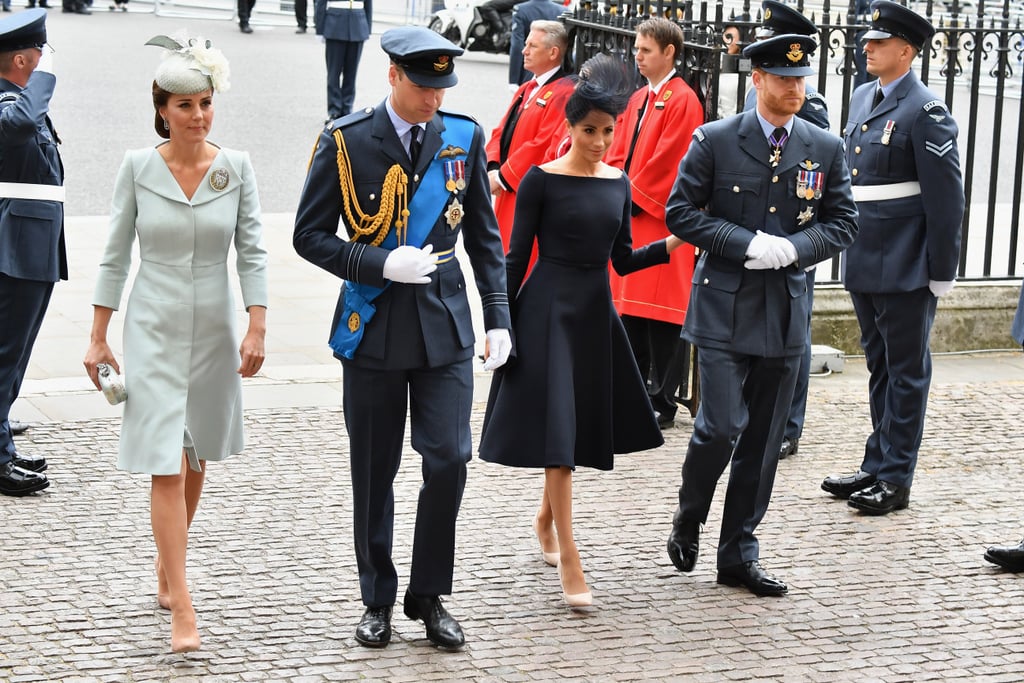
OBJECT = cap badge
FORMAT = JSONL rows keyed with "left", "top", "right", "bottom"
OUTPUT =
{"left": 787, "top": 43, "right": 804, "bottom": 63}
{"left": 765, "top": 8, "right": 772, "bottom": 19}
{"left": 433, "top": 55, "right": 449, "bottom": 72}
{"left": 209, "top": 167, "right": 229, "bottom": 191}
{"left": 873, "top": 8, "right": 880, "bottom": 20}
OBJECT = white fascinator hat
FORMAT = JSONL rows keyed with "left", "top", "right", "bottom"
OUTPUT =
{"left": 146, "top": 32, "right": 231, "bottom": 94}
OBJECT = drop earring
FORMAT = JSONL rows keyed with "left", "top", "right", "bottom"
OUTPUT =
{"left": 163, "top": 119, "right": 169, "bottom": 131}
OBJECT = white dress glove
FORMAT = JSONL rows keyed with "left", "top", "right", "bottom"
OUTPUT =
{"left": 929, "top": 280, "right": 955, "bottom": 297}
{"left": 745, "top": 231, "right": 795, "bottom": 270}
{"left": 35, "top": 48, "right": 54, "bottom": 75}
{"left": 482, "top": 328, "right": 512, "bottom": 371}
{"left": 746, "top": 230, "right": 774, "bottom": 261}
{"left": 382, "top": 244, "right": 436, "bottom": 284}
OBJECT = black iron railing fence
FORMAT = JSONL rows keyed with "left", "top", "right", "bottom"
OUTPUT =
{"left": 562, "top": 0, "right": 1024, "bottom": 282}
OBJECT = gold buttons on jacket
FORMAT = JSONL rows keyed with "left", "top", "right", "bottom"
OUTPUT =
{"left": 855, "top": 146, "right": 862, "bottom": 154}
{"left": 861, "top": 124, "right": 868, "bottom": 131}
{"left": 772, "top": 175, "right": 779, "bottom": 183}
{"left": 852, "top": 169, "right": 859, "bottom": 176}
{"left": 733, "top": 185, "right": 740, "bottom": 192}
{"left": 769, "top": 207, "right": 777, "bottom": 213}
{"left": 703, "top": 278, "right": 710, "bottom": 285}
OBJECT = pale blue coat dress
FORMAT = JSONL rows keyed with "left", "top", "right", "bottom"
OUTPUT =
{"left": 93, "top": 145, "right": 268, "bottom": 476}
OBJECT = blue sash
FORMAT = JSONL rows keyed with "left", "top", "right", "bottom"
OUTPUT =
{"left": 329, "top": 114, "right": 475, "bottom": 359}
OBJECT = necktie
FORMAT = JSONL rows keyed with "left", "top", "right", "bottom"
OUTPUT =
{"left": 624, "top": 89, "right": 657, "bottom": 173}
{"left": 523, "top": 78, "right": 539, "bottom": 109}
{"left": 872, "top": 87, "right": 885, "bottom": 109}
{"left": 408, "top": 125, "right": 422, "bottom": 167}
{"left": 769, "top": 126, "right": 788, "bottom": 167}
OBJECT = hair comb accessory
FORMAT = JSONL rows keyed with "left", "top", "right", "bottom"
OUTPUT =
{"left": 145, "top": 32, "right": 231, "bottom": 94}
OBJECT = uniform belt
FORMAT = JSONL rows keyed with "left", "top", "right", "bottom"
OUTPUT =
{"left": 326, "top": 0, "right": 364, "bottom": 8}
{"left": 851, "top": 181, "right": 921, "bottom": 202}
{"left": 434, "top": 247, "right": 455, "bottom": 264}
{"left": 0, "top": 181, "right": 65, "bottom": 202}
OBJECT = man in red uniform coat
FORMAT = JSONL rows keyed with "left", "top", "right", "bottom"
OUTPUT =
{"left": 485, "top": 19, "right": 574, "bottom": 251}
{"left": 605, "top": 17, "right": 703, "bottom": 429}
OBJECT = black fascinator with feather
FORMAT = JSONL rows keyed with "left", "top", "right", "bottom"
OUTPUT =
{"left": 565, "top": 53, "right": 635, "bottom": 125}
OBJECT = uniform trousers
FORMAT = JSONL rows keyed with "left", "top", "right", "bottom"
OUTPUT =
{"left": 784, "top": 274, "right": 815, "bottom": 441}
{"left": 677, "top": 346, "right": 799, "bottom": 567}
{"left": 621, "top": 314, "right": 684, "bottom": 421}
{"left": 0, "top": 275, "right": 53, "bottom": 463}
{"left": 849, "top": 287, "right": 936, "bottom": 488}
{"left": 342, "top": 358, "right": 472, "bottom": 607}
{"left": 325, "top": 39, "right": 364, "bottom": 119}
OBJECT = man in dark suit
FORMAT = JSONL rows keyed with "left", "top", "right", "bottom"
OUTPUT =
{"left": 507, "top": 0, "right": 562, "bottom": 87}
{"left": 0, "top": 9, "right": 62, "bottom": 497}
{"left": 315, "top": 0, "right": 372, "bottom": 120}
{"left": 742, "top": 0, "right": 831, "bottom": 461}
{"left": 983, "top": 280, "right": 1024, "bottom": 572}
{"left": 293, "top": 26, "right": 511, "bottom": 650}
{"left": 664, "top": 34, "right": 858, "bottom": 596}
{"left": 822, "top": 1, "right": 963, "bottom": 515}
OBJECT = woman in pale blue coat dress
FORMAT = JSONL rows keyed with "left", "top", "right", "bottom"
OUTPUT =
{"left": 83, "top": 34, "right": 267, "bottom": 653}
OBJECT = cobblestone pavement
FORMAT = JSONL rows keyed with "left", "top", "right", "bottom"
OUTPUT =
{"left": 4, "top": 363, "right": 1024, "bottom": 682}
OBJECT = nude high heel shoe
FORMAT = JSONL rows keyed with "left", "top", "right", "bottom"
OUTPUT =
{"left": 532, "top": 517, "right": 559, "bottom": 567}
{"left": 558, "top": 562, "right": 592, "bottom": 607}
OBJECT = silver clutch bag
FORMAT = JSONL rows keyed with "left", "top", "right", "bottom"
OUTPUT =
{"left": 97, "top": 363, "right": 127, "bottom": 405}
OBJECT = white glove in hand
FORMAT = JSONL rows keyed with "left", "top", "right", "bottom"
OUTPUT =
{"left": 482, "top": 328, "right": 512, "bottom": 371}
{"left": 35, "top": 47, "right": 54, "bottom": 75}
{"left": 929, "top": 280, "right": 955, "bottom": 297}
{"left": 383, "top": 244, "right": 436, "bottom": 284}
{"left": 777, "top": 236, "right": 798, "bottom": 267}
{"left": 746, "top": 230, "right": 773, "bottom": 260}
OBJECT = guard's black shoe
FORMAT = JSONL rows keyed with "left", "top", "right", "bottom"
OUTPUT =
{"left": 717, "top": 560, "right": 788, "bottom": 596}
{"left": 403, "top": 589, "right": 465, "bottom": 650}
{"left": 13, "top": 452, "right": 46, "bottom": 473}
{"left": 984, "top": 539, "right": 1024, "bottom": 572}
{"left": 0, "top": 461, "right": 49, "bottom": 497}
{"left": 847, "top": 480, "right": 910, "bottom": 515}
{"left": 779, "top": 437, "right": 799, "bottom": 460}
{"left": 667, "top": 509, "right": 700, "bottom": 572}
{"left": 354, "top": 606, "right": 392, "bottom": 648}
{"left": 821, "top": 470, "right": 876, "bottom": 499}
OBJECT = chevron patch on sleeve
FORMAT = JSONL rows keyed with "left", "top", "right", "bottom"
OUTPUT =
{"left": 925, "top": 139, "right": 954, "bottom": 157}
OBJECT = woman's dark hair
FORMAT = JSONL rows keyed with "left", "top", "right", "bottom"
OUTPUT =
{"left": 152, "top": 81, "right": 171, "bottom": 139}
{"left": 564, "top": 54, "right": 634, "bottom": 125}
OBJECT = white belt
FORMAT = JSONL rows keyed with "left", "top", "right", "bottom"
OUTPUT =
{"left": 326, "top": 0, "right": 364, "bottom": 8}
{"left": 0, "top": 181, "right": 65, "bottom": 202}
{"left": 851, "top": 181, "right": 921, "bottom": 202}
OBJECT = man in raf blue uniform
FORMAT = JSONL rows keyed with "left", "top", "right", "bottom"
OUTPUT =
{"left": 315, "top": 0, "right": 372, "bottom": 120}
{"left": 293, "top": 26, "right": 511, "bottom": 650}
{"left": 743, "top": 0, "right": 831, "bottom": 462}
{"left": 507, "top": 0, "right": 563, "bottom": 88}
{"left": 822, "top": 1, "right": 963, "bottom": 515}
{"left": 0, "top": 9, "right": 62, "bottom": 497}
{"left": 664, "top": 34, "right": 858, "bottom": 596}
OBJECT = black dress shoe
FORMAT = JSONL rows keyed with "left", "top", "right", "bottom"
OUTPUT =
{"left": 0, "top": 461, "right": 49, "bottom": 497}
{"left": 13, "top": 452, "right": 46, "bottom": 473}
{"left": 717, "top": 560, "right": 788, "bottom": 596}
{"left": 656, "top": 411, "right": 675, "bottom": 430}
{"left": 295, "top": 26, "right": 307, "bottom": 33}
{"left": 667, "top": 509, "right": 700, "bottom": 572}
{"left": 354, "top": 605, "right": 392, "bottom": 648}
{"left": 847, "top": 480, "right": 910, "bottom": 515}
{"left": 984, "top": 539, "right": 1024, "bottom": 572}
{"left": 403, "top": 589, "right": 465, "bottom": 650}
{"left": 240, "top": 23, "right": 253, "bottom": 33}
{"left": 9, "top": 419, "right": 28, "bottom": 435}
{"left": 821, "top": 470, "right": 876, "bottom": 499}
{"left": 779, "top": 437, "right": 799, "bottom": 460}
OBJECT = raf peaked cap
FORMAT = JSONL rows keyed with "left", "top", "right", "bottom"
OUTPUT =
{"left": 381, "top": 26, "right": 464, "bottom": 88}
{"left": 743, "top": 33, "right": 817, "bottom": 76}
{"left": 757, "top": 0, "right": 817, "bottom": 38}
{"left": 863, "top": 0, "right": 935, "bottom": 51}
{"left": 0, "top": 8, "right": 46, "bottom": 54}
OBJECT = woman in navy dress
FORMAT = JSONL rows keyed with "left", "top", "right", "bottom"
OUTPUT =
{"left": 479, "top": 55, "right": 685, "bottom": 607}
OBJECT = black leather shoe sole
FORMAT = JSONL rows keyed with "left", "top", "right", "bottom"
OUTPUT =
{"left": 847, "top": 495, "right": 909, "bottom": 515}
{"left": 984, "top": 551, "right": 1024, "bottom": 572}
{"left": 0, "top": 477, "right": 49, "bottom": 497}
{"left": 354, "top": 631, "right": 389, "bottom": 648}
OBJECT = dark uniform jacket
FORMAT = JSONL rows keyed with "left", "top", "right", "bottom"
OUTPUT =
{"left": 293, "top": 103, "right": 510, "bottom": 370}
{"left": 666, "top": 109, "right": 858, "bottom": 357}
{"left": 508, "top": 0, "right": 563, "bottom": 85}
{"left": 0, "top": 71, "right": 66, "bottom": 283}
{"left": 314, "top": 0, "right": 372, "bottom": 41}
{"left": 841, "top": 70, "right": 963, "bottom": 293}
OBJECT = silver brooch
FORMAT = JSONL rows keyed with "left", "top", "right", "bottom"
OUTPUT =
{"left": 209, "top": 168, "right": 229, "bottom": 191}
